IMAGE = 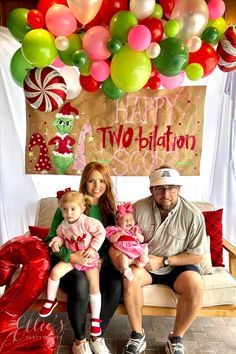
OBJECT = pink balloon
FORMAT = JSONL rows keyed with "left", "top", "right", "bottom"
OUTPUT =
{"left": 45, "top": 4, "right": 77, "bottom": 36}
{"left": 91, "top": 60, "right": 110, "bottom": 81}
{"left": 159, "top": 71, "right": 185, "bottom": 89}
{"left": 51, "top": 56, "right": 65, "bottom": 68}
{"left": 128, "top": 25, "right": 152, "bottom": 52}
{"left": 208, "top": 0, "right": 225, "bottom": 20}
{"left": 83, "top": 26, "right": 111, "bottom": 60}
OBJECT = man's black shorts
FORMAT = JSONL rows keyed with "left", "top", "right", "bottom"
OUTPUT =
{"left": 149, "top": 265, "right": 200, "bottom": 290}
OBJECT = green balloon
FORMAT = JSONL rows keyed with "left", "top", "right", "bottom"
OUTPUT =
{"left": 7, "top": 8, "right": 31, "bottom": 42}
{"left": 201, "top": 26, "right": 219, "bottom": 44}
{"left": 107, "top": 38, "right": 123, "bottom": 54}
{"left": 58, "top": 34, "right": 82, "bottom": 66}
{"left": 110, "top": 44, "right": 151, "bottom": 92}
{"left": 79, "top": 59, "right": 92, "bottom": 76}
{"left": 151, "top": 4, "right": 163, "bottom": 19}
{"left": 110, "top": 11, "right": 138, "bottom": 44}
{"left": 72, "top": 50, "right": 88, "bottom": 68}
{"left": 10, "top": 48, "right": 34, "bottom": 86}
{"left": 102, "top": 77, "right": 125, "bottom": 100}
{"left": 185, "top": 63, "right": 204, "bottom": 81}
{"left": 153, "top": 38, "right": 189, "bottom": 77}
{"left": 22, "top": 29, "right": 57, "bottom": 68}
{"left": 164, "top": 19, "right": 180, "bottom": 38}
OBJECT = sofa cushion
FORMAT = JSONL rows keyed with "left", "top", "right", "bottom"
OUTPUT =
{"left": 34, "top": 267, "right": 236, "bottom": 307}
{"left": 202, "top": 209, "right": 223, "bottom": 267}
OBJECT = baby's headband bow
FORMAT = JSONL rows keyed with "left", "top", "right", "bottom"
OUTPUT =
{"left": 56, "top": 187, "right": 71, "bottom": 200}
{"left": 117, "top": 202, "right": 133, "bottom": 218}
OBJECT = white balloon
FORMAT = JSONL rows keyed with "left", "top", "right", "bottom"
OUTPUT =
{"left": 171, "top": 0, "right": 209, "bottom": 41}
{"left": 60, "top": 66, "right": 81, "bottom": 100}
{"left": 55, "top": 36, "right": 69, "bottom": 51}
{"left": 130, "top": 0, "right": 155, "bottom": 20}
{"left": 187, "top": 36, "right": 202, "bottom": 52}
{"left": 146, "top": 42, "right": 161, "bottom": 58}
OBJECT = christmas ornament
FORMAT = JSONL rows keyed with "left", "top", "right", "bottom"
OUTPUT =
{"left": 217, "top": 25, "right": 236, "bottom": 72}
{"left": 24, "top": 67, "right": 67, "bottom": 112}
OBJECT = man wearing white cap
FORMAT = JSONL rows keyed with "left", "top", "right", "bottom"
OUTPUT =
{"left": 120, "top": 166, "right": 208, "bottom": 354}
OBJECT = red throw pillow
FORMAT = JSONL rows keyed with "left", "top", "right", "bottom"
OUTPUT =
{"left": 202, "top": 209, "right": 223, "bottom": 267}
{"left": 28, "top": 226, "right": 49, "bottom": 241}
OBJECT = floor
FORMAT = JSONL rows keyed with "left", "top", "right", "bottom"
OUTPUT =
{"left": 21, "top": 311, "right": 236, "bottom": 354}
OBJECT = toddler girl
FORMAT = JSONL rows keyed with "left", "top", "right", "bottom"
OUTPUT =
{"left": 39, "top": 191, "right": 106, "bottom": 337}
{"left": 106, "top": 202, "right": 149, "bottom": 281}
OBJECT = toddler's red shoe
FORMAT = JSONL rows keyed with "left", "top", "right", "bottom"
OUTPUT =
{"left": 90, "top": 318, "right": 102, "bottom": 336}
{"left": 39, "top": 299, "right": 58, "bottom": 317}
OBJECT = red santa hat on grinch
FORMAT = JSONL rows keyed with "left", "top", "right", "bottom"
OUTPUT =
{"left": 56, "top": 102, "right": 80, "bottom": 119}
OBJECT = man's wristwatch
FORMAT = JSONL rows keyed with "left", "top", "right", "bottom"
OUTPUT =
{"left": 163, "top": 256, "right": 169, "bottom": 267}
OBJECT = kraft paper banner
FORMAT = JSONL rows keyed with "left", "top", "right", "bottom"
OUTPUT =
{"left": 25, "top": 86, "right": 206, "bottom": 176}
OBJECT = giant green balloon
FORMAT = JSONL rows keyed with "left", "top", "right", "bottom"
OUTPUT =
{"left": 110, "top": 11, "right": 138, "bottom": 44}
{"left": 10, "top": 48, "right": 34, "bottom": 86}
{"left": 110, "top": 44, "right": 151, "bottom": 92}
{"left": 58, "top": 34, "right": 82, "bottom": 66}
{"left": 102, "top": 76, "right": 125, "bottom": 100}
{"left": 153, "top": 38, "right": 189, "bottom": 76}
{"left": 22, "top": 29, "right": 57, "bottom": 68}
{"left": 7, "top": 8, "right": 31, "bottom": 42}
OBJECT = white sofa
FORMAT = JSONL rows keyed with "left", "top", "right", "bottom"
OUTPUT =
{"left": 25, "top": 197, "right": 236, "bottom": 317}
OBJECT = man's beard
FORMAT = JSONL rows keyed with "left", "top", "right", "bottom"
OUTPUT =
{"left": 156, "top": 199, "right": 177, "bottom": 212}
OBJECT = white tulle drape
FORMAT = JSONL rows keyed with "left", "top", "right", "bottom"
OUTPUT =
{"left": 0, "top": 26, "right": 235, "bottom": 245}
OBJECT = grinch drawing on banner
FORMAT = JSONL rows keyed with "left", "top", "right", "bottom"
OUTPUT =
{"left": 48, "top": 102, "right": 78, "bottom": 174}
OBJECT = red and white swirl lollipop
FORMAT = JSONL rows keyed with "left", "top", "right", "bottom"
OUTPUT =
{"left": 24, "top": 67, "right": 67, "bottom": 112}
{"left": 217, "top": 25, "right": 236, "bottom": 72}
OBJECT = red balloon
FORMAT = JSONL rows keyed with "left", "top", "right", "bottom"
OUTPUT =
{"left": 189, "top": 42, "right": 219, "bottom": 77}
{"left": 37, "top": 0, "right": 68, "bottom": 16}
{"left": 80, "top": 75, "right": 100, "bottom": 92}
{"left": 159, "top": 0, "right": 175, "bottom": 18}
{"left": 99, "top": 0, "right": 129, "bottom": 25}
{"left": 0, "top": 235, "right": 58, "bottom": 353}
{"left": 27, "top": 9, "right": 45, "bottom": 29}
{"left": 140, "top": 17, "right": 164, "bottom": 43}
{"left": 148, "top": 76, "right": 161, "bottom": 90}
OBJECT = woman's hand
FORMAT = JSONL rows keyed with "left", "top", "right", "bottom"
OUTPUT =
{"left": 83, "top": 247, "right": 96, "bottom": 258}
{"left": 70, "top": 250, "right": 94, "bottom": 266}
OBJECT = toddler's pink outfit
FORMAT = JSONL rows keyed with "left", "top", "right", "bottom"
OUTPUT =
{"left": 49, "top": 213, "right": 105, "bottom": 271}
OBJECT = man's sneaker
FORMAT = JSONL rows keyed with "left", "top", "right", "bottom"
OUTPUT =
{"left": 39, "top": 299, "right": 58, "bottom": 317}
{"left": 165, "top": 333, "right": 185, "bottom": 354}
{"left": 89, "top": 337, "right": 111, "bottom": 354}
{"left": 72, "top": 341, "right": 93, "bottom": 354}
{"left": 123, "top": 330, "right": 146, "bottom": 354}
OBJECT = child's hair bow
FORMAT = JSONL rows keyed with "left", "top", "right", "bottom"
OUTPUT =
{"left": 117, "top": 202, "right": 133, "bottom": 218}
{"left": 56, "top": 187, "right": 71, "bottom": 200}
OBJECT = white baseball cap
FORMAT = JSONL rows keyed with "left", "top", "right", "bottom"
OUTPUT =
{"left": 149, "top": 168, "right": 182, "bottom": 187}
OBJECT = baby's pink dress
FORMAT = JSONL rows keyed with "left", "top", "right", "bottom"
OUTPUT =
{"left": 106, "top": 225, "right": 148, "bottom": 259}
{"left": 51, "top": 214, "right": 105, "bottom": 271}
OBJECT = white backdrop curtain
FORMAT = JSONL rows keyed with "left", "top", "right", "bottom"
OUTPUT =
{"left": 0, "top": 26, "right": 235, "bottom": 245}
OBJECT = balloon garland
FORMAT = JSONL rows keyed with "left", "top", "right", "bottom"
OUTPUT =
{"left": 0, "top": 235, "right": 58, "bottom": 353}
{"left": 7, "top": 0, "right": 235, "bottom": 104}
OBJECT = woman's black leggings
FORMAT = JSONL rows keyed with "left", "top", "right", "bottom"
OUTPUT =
{"left": 60, "top": 263, "right": 123, "bottom": 340}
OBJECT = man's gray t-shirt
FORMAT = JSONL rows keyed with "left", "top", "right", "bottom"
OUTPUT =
{"left": 133, "top": 196, "right": 208, "bottom": 275}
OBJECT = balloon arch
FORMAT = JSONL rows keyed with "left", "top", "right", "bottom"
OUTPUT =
{"left": 7, "top": 0, "right": 236, "bottom": 111}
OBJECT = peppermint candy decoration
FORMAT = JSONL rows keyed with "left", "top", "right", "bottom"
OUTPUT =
{"left": 217, "top": 25, "right": 236, "bottom": 72}
{"left": 24, "top": 67, "right": 67, "bottom": 112}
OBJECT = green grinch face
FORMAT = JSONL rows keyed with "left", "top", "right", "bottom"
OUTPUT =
{"left": 53, "top": 117, "right": 74, "bottom": 134}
